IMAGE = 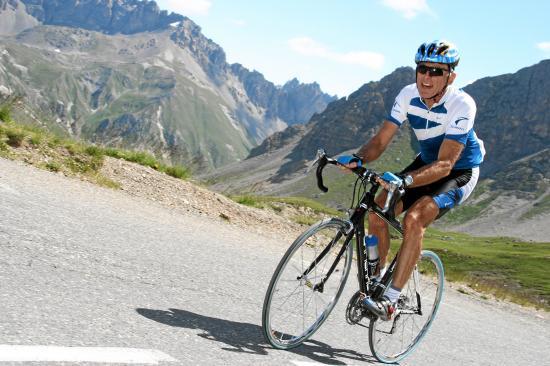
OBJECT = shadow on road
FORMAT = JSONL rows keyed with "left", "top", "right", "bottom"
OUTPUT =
{"left": 136, "top": 307, "right": 375, "bottom": 365}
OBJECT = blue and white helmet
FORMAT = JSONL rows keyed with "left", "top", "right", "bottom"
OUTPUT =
{"left": 415, "top": 40, "right": 460, "bottom": 70}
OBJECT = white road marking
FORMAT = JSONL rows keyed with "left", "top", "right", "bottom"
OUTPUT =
{"left": 0, "top": 345, "right": 178, "bottom": 364}
{"left": 291, "top": 361, "right": 349, "bottom": 366}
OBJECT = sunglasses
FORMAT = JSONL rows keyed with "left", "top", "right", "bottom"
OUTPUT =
{"left": 416, "top": 65, "right": 448, "bottom": 77}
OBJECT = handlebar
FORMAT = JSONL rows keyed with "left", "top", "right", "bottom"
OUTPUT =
{"left": 313, "top": 149, "right": 371, "bottom": 192}
{"left": 312, "top": 149, "right": 405, "bottom": 215}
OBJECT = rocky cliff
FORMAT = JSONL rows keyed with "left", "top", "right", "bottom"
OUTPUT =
{"left": 0, "top": 0, "right": 39, "bottom": 35}
{"left": 230, "top": 65, "right": 335, "bottom": 125}
{"left": 21, "top": 0, "right": 183, "bottom": 35}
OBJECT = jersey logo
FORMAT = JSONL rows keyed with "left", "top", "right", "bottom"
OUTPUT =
{"left": 454, "top": 117, "right": 468, "bottom": 125}
{"left": 391, "top": 100, "right": 400, "bottom": 114}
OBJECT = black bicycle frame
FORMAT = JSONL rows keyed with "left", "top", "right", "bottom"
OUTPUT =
{"left": 299, "top": 176, "right": 405, "bottom": 298}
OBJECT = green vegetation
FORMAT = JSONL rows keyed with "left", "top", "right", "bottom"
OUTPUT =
{"left": 0, "top": 105, "right": 12, "bottom": 122}
{"left": 292, "top": 215, "right": 319, "bottom": 226}
{"left": 387, "top": 228, "right": 550, "bottom": 310}
{"left": 0, "top": 120, "right": 190, "bottom": 184}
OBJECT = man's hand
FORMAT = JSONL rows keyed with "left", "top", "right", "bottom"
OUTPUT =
{"left": 336, "top": 155, "right": 363, "bottom": 171}
{"left": 377, "top": 172, "right": 412, "bottom": 191}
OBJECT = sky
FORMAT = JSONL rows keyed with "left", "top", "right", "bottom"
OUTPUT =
{"left": 155, "top": 0, "right": 550, "bottom": 97}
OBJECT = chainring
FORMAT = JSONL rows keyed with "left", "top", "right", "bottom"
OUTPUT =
{"left": 345, "top": 291, "right": 368, "bottom": 324}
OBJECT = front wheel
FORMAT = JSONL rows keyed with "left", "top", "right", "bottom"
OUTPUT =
{"left": 369, "top": 250, "right": 444, "bottom": 363}
{"left": 262, "top": 218, "right": 354, "bottom": 349}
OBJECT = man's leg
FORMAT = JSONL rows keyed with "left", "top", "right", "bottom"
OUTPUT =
{"left": 391, "top": 196, "right": 439, "bottom": 289}
{"left": 364, "top": 196, "right": 439, "bottom": 320}
{"left": 367, "top": 192, "right": 404, "bottom": 272}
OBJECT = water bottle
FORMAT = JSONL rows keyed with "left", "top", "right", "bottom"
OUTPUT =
{"left": 364, "top": 234, "right": 379, "bottom": 277}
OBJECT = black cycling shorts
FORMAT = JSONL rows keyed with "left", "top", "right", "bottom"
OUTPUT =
{"left": 398, "top": 155, "right": 480, "bottom": 219}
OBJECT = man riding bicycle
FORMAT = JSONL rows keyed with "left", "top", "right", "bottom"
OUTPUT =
{"left": 338, "top": 40, "right": 485, "bottom": 319}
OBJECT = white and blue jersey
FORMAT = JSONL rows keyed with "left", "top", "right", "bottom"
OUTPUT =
{"left": 388, "top": 84, "right": 485, "bottom": 212}
{"left": 387, "top": 84, "right": 485, "bottom": 170}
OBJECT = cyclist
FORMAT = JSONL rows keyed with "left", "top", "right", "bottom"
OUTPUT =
{"left": 338, "top": 40, "right": 485, "bottom": 320}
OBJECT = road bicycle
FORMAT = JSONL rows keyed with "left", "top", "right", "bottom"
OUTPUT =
{"left": 262, "top": 149, "right": 444, "bottom": 363}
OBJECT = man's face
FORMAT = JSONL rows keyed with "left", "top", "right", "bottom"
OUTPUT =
{"left": 416, "top": 62, "right": 456, "bottom": 100}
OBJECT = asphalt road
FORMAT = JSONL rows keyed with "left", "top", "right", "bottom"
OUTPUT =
{"left": 1, "top": 157, "right": 548, "bottom": 365}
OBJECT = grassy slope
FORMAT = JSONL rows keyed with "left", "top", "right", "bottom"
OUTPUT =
{"left": 0, "top": 119, "right": 190, "bottom": 184}
{"left": 413, "top": 229, "right": 549, "bottom": 309}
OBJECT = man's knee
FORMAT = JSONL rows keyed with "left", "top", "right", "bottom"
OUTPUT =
{"left": 403, "top": 197, "right": 438, "bottom": 232}
{"left": 403, "top": 210, "right": 422, "bottom": 232}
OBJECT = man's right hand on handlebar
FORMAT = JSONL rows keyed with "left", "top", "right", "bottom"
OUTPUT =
{"left": 336, "top": 154, "right": 363, "bottom": 170}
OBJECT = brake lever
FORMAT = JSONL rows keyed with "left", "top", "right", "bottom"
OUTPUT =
{"left": 379, "top": 172, "right": 405, "bottom": 214}
{"left": 306, "top": 148, "right": 327, "bottom": 173}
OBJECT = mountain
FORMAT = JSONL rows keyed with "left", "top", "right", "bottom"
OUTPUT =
{"left": 0, "top": 0, "right": 335, "bottom": 170}
{"left": 462, "top": 60, "right": 550, "bottom": 176}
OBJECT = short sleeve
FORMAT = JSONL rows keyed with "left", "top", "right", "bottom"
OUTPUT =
{"left": 445, "top": 94, "right": 477, "bottom": 145}
{"left": 386, "top": 85, "right": 410, "bottom": 127}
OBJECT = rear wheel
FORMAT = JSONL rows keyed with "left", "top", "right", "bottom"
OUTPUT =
{"left": 369, "top": 250, "right": 444, "bottom": 363}
{"left": 262, "top": 218, "right": 353, "bottom": 349}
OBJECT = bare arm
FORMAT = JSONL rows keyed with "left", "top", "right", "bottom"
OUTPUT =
{"left": 356, "top": 121, "right": 399, "bottom": 164}
{"left": 407, "top": 139, "right": 464, "bottom": 188}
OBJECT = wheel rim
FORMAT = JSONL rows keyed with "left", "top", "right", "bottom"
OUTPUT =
{"left": 369, "top": 250, "right": 444, "bottom": 363}
{"left": 264, "top": 221, "right": 352, "bottom": 348}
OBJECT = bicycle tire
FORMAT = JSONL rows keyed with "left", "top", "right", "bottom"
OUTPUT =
{"left": 369, "top": 250, "right": 444, "bottom": 363}
{"left": 262, "top": 218, "right": 353, "bottom": 349}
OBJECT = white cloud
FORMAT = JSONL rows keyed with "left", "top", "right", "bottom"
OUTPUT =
{"left": 288, "top": 37, "right": 384, "bottom": 70}
{"left": 381, "top": 0, "right": 434, "bottom": 19}
{"left": 160, "top": 0, "right": 212, "bottom": 16}
{"left": 536, "top": 42, "right": 550, "bottom": 51}
{"left": 229, "top": 19, "right": 246, "bottom": 27}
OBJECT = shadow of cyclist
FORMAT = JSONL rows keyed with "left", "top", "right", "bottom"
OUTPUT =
{"left": 136, "top": 308, "right": 375, "bottom": 365}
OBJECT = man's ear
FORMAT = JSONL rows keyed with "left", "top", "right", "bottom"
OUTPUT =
{"left": 448, "top": 72, "right": 457, "bottom": 85}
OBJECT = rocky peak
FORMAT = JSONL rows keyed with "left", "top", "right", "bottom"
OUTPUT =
{"left": 0, "top": 0, "right": 39, "bottom": 35}
{"left": 20, "top": 0, "right": 184, "bottom": 34}
{"left": 0, "top": 0, "right": 18, "bottom": 10}
{"left": 230, "top": 64, "right": 336, "bottom": 124}
{"left": 171, "top": 18, "right": 228, "bottom": 82}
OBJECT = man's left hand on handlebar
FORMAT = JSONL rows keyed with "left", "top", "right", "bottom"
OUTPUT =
{"left": 377, "top": 172, "right": 413, "bottom": 191}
